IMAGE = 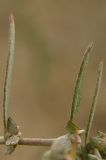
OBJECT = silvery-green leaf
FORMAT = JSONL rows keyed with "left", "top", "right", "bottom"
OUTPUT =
{"left": 3, "top": 14, "right": 15, "bottom": 134}
{"left": 6, "top": 135, "right": 20, "bottom": 145}
{"left": 7, "top": 117, "right": 19, "bottom": 135}
{"left": 67, "top": 43, "right": 93, "bottom": 132}
{"left": 42, "top": 150, "right": 51, "bottom": 160}
{"left": 94, "top": 148, "right": 102, "bottom": 160}
{"left": 85, "top": 62, "right": 103, "bottom": 144}
{"left": 5, "top": 145, "right": 16, "bottom": 155}
{"left": 5, "top": 134, "right": 20, "bottom": 155}
{"left": 52, "top": 134, "right": 72, "bottom": 153}
{"left": 43, "top": 135, "right": 72, "bottom": 160}
{"left": 97, "top": 131, "right": 106, "bottom": 138}
{"left": 88, "top": 154, "right": 99, "bottom": 160}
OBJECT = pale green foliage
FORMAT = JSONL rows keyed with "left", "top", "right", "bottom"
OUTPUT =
{"left": 1, "top": 15, "right": 105, "bottom": 159}
{"left": 43, "top": 42, "right": 105, "bottom": 160}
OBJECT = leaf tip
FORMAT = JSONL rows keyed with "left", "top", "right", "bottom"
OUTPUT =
{"left": 9, "top": 14, "right": 14, "bottom": 24}
{"left": 98, "top": 61, "right": 103, "bottom": 72}
{"left": 85, "top": 41, "right": 94, "bottom": 55}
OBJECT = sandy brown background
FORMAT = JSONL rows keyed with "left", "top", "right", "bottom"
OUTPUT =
{"left": 0, "top": 1, "right": 106, "bottom": 159}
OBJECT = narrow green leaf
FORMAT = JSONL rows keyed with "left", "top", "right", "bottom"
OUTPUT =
{"left": 67, "top": 42, "right": 93, "bottom": 131}
{"left": 3, "top": 14, "right": 15, "bottom": 135}
{"left": 85, "top": 61, "right": 103, "bottom": 144}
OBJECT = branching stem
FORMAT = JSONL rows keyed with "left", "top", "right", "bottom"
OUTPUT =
{"left": 0, "top": 136, "right": 54, "bottom": 146}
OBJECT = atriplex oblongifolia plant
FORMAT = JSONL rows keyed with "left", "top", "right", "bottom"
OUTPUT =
{"left": 0, "top": 15, "right": 105, "bottom": 160}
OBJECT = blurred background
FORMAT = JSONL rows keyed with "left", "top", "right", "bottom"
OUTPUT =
{"left": 0, "top": 1, "right": 106, "bottom": 159}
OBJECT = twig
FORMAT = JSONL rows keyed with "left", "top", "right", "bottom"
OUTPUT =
{"left": 0, "top": 130, "right": 84, "bottom": 146}
{"left": 0, "top": 136, "right": 54, "bottom": 146}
